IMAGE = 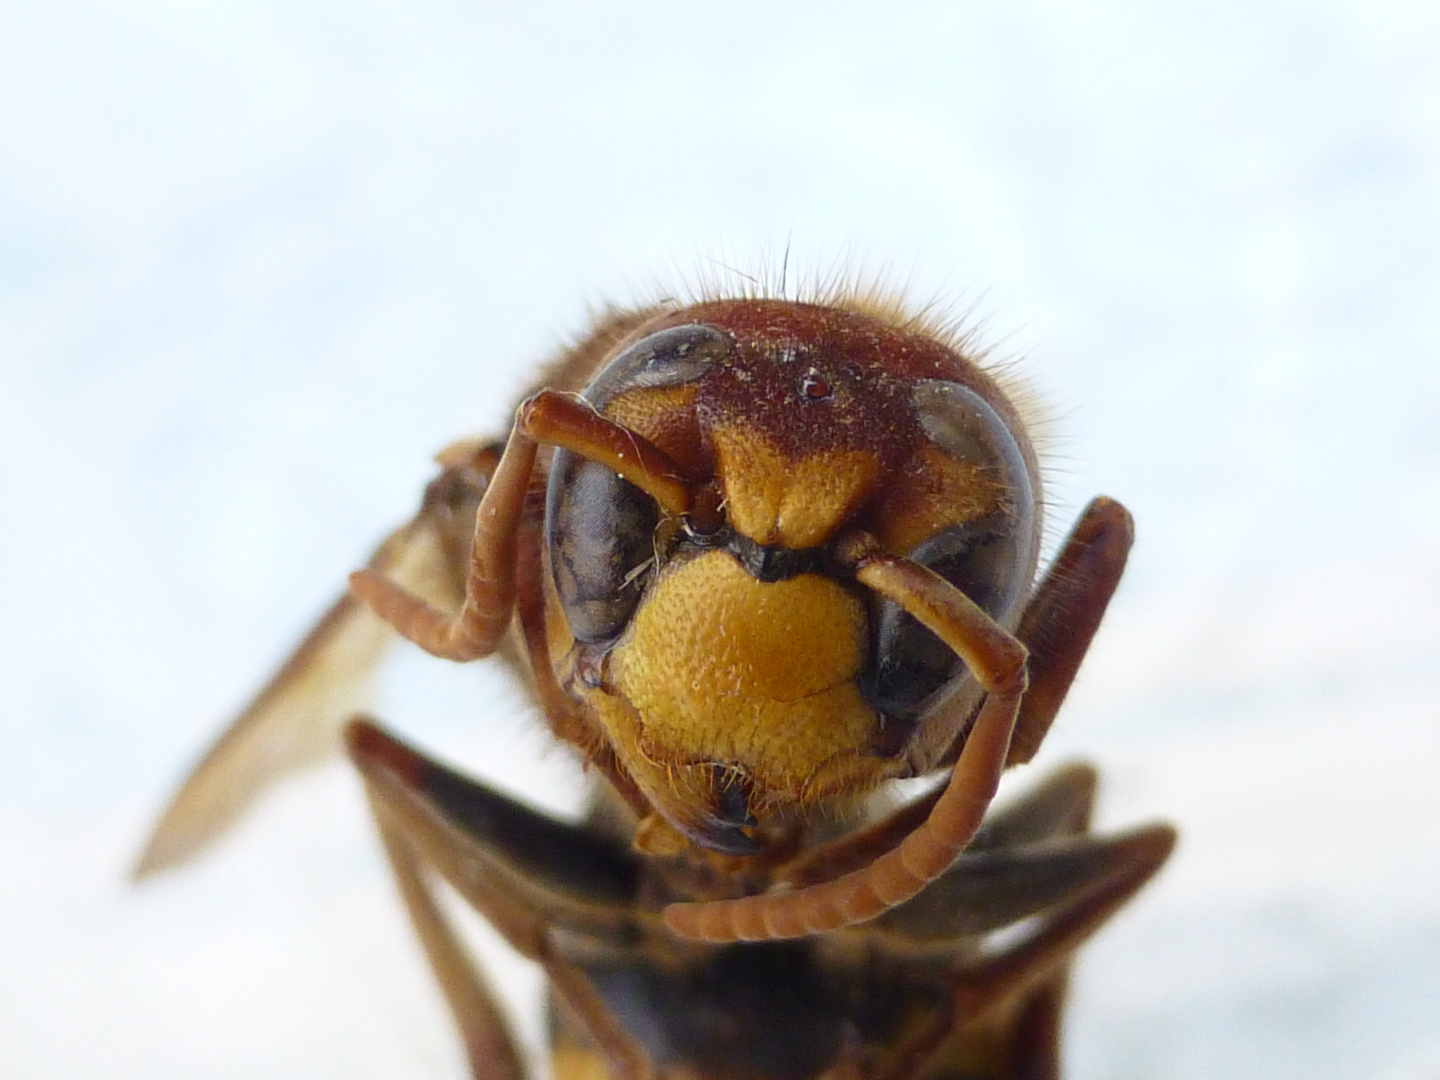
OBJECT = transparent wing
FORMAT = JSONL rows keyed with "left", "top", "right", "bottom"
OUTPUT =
{"left": 134, "top": 453, "right": 490, "bottom": 877}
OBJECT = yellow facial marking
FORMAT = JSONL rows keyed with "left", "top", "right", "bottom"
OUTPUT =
{"left": 607, "top": 551, "right": 879, "bottom": 803}
{"left": 602, "top": 384, "right": 709, "bottom": 476}
{"left": 710, "top": 425, "right": 878, "bottom": 548}
{"left": 874, "top": 443, "right": 1005, "bottom": 555}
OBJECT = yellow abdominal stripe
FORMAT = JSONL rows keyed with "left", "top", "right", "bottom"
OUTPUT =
{"left": 610, "top": 552, "right": 879, "bottom": 802}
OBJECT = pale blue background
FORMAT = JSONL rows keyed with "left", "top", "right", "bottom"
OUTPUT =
{"left": 3, "top": 3, "right": 1439, "bottom": 1077}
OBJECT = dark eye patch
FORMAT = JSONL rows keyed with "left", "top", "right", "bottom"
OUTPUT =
{"left": 545, "top": 325, "right": 730, "bottom": 643}
{"left": 861, "top": 379, "right": 1038, "bottom": 723}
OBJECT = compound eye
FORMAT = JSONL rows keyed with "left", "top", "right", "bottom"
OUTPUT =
{"left": 547, "top": 454, "right": 657, "bottom": 643}
{"left": 578, "top": 323, "right": 730, "bottom": 403}
{"left": 545, "top": 323, "right": 730, "bottom": 644}
{"left": 862, "top": 378, "right": 1037, "bottom": 722}
{"left": 863, "top": 517, "right": 1027, "bottom": 719}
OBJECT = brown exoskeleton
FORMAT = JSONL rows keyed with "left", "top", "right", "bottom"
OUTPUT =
{"left": 137, "top": 288, "right": 1174, "bottom": 1080}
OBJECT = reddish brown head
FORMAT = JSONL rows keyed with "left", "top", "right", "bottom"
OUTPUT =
{"left": 543, "top": 298, "right": 1041, "bottom": 855}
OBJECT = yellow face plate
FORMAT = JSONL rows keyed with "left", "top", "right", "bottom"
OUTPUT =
{"left": 595, "top": 551, "right": 880, "bottom": 808}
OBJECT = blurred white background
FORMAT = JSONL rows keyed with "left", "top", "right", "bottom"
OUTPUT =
{"left": 3, "top": 2, "right": 1439, "bottom": 1077}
